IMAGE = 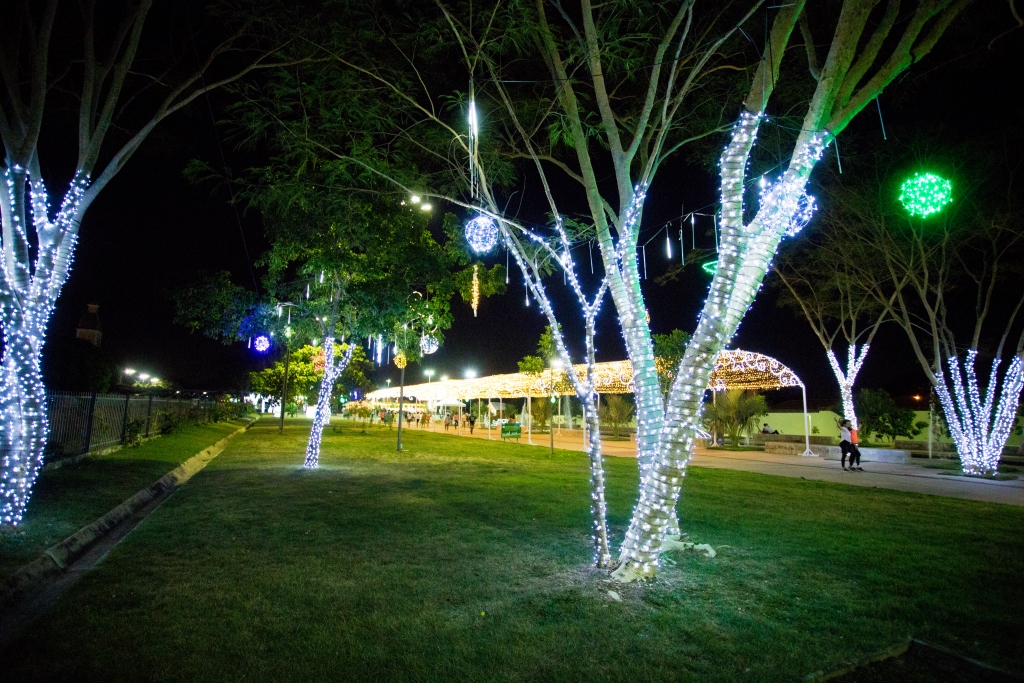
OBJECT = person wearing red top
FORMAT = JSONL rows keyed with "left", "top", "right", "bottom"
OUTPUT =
{"left": 839, "top": 419, "right": 863, "bottom": 471}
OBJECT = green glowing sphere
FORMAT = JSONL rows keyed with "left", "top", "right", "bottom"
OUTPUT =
{"left": 898, "top": 172, "right": 952, "bottom": 217}
{"left": 701, "top": 260, "right": 718, "bottom": 276}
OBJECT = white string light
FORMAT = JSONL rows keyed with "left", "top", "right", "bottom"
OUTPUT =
{"left": 933, "top": 350, "right": 1024, "bottom": 476}
{"left": 2, "top": 167, "right": 89, "bottom": 525}
{"left": 303, "top": 339, "right": 354, "bottom": 469}
{"left": 465, "top": 215, "right": 499, "bottom": 253}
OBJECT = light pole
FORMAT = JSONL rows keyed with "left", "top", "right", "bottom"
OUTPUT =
{"left": 549, "top": 359, "right": 562, "bottom": 456}
{"left": 464, "top": 370, "right": 477, "bottom": 436}
{"left": 277, "top": 302, "right": 297, "bottom": 434}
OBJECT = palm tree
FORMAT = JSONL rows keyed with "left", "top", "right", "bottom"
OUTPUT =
{"left": 600, "top": 395, "right": 635, "bottom": 439}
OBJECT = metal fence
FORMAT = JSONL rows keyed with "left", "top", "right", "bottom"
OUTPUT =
{"left": 45, "top": 392, "right": 219, "bottom": 463}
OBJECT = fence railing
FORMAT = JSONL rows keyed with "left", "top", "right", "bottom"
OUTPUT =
{"left": 45, "top": 392, "right": 220, "bottom": 464}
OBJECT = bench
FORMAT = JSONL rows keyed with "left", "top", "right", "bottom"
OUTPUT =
{"left": 501, "top": 423, "right": 522, "bottom": 442}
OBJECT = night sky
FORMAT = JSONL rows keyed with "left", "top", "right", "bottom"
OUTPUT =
{"left": 44, "top": 3, "right": 1022, "bottom": 405}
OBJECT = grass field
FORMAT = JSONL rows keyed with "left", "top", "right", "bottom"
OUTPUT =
{"left": 1, "top": 419, "right": 1022, "bottom": 682}
{"left": 0, "top": 419, "right": 248, "bottom": 581}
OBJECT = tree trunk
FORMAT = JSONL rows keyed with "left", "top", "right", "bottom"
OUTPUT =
{"left": 0, "top": 333, "right": 48, "bottom": 526}
{"left": 583, "top": 398, "right": 612, "bottom": 567}
{"left": 1, "top": 174, "right": 87, "bottom": 527}
{"left": 615, "top": 111, "right": 826, "bottom": 580}
{"left": 303, "top": 340, "right": 353, "bottom": 469}
{"left": 828, "top": 346, "right": 869, "bottom": 429}
{"left": 934, "top": 351, "right": 1024, "bottom": 476}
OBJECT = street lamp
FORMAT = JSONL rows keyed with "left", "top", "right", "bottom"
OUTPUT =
{"left": 440, "top": 375, "right": 448, "bottom": 382}
{"left": 464, "top": 369, "right": 477, "bottom": 379}
{"left": 424, "top": 369, "right": 434, "bottom": 383}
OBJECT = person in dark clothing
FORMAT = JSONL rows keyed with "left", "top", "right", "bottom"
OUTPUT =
{"left": 839, "top": 419, "right": 863, "bottom": 471}
{"left": 467, "top": 413, "right": 476, "bottom": 434}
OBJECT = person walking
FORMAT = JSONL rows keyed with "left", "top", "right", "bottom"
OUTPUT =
{"left": 467, "top": 413, "right": 476, "bottom": 434}
{"left": 444, "top": 413, "right": 451, "bottom": 431}
{"left": 839, "top": 419, "right": 863, "bottom": 471}
{"left": 452, "top": 412, "right": 460, "bottom": 433}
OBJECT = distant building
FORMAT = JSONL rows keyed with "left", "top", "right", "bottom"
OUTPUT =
{"left": 76, "top": 303, "right": 102, "bottom": 347}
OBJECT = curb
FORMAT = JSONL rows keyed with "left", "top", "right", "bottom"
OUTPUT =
{"left": 1, "top": 419, "right": 255, "bottom": 609}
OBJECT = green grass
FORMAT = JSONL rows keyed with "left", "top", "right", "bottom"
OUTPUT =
{"left": 0, "top": 419, "right": 248, "bottom": 581}
{"left": 1, "top": 420, "right": 1022, "bottom": 682}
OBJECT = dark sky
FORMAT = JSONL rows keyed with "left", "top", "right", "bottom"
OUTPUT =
{"left": 43, "top": 2, "right": 1023, "bottom": 404}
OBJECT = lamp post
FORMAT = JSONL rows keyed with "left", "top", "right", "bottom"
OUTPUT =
{"left": 549, "top": 359, "right": 562, "bottom": 456}
{"left": 277, "top": 302, "right": 297, "bottom": 434}
{"left": 395, "top": 352, "right": 407, "bottom": 452}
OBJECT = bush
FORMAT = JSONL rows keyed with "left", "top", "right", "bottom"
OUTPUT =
{"left": 123, "top": 418, "right": 146, "bottom": 447}
{"left": 855, "top": 388, "right": 926, "bottom": 442}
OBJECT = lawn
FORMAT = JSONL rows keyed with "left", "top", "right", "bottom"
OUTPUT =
{"left": 0, "top": 419, "right": 249, "bottom": 582}
{"left": 1, "top": 420, "right": 1022, "bottom": 682}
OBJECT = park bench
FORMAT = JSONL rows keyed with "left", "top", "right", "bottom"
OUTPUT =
{"left": 501, "top": 423, "right": 522, "bottom": 442}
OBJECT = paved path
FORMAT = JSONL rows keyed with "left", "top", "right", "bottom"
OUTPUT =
{"left": 401, "top": 419, "right": 1024, "bottom": 507}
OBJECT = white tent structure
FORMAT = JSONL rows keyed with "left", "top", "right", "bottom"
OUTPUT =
{"left": 367, "top": 350, "right": 814, "bottom": 455}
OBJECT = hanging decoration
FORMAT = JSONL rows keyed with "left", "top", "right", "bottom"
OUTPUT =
{"left": 701, "top": 259, "right": 718, "bottom": 275}
{"left": 899, "top": 172, "right": 952, "bottom": 217}
{"left": 760, "top": 178, "right": 817, "bottom": 237}
{"left": 253, "top": 335, "right": 271, "bottom": 353}
{"left": 394, "top": 350, "right": 408, "bottom": 369}
{"left": 419, "top": 333, "right": 439, "bottom": 355}
{"left": 465, "top": 215, "right": 499, "bottom": 253}
{"left": 471, "top": 264, "right": 480, "bottom": 316}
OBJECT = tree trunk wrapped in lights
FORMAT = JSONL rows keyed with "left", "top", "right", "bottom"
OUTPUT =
{"left": 935, "top": 352, "right": 1023, "bottom": 476}
{"left": 828, "top": 347, "right": 869, "bottom": 429}
{"left": 303, "top": 336, "right": 354, "bottom": 469}
{"left": 248, "top": 0, "right": 971, "bottom": 574}
{"left": 0, "top": 1, "right": 297, "bottom": 526}
{"left": 613, "top": 0, "right": 971, "bottom": 578}
{"left": 1, "top": 170, "right": 89, "bottom": 524}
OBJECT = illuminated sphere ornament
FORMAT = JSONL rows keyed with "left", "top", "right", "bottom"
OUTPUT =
{"left": 253, "top": 335, "right": 271, "bottom": 353}
{"left": 394, "top": 351, "right": 408, "bottom": 369}
{"left": 701, "top": 259, "right": 718, "bottom": 276}
{"left": 419, "top": 334, "right": 439, "bottom": 355}
{"left": 465, "top": 215, "right": 499, "bottom": 253}
{"left": 899, "top": 173, "right": 952, "bottom": 217}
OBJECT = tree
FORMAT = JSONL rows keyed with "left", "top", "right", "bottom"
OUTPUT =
{"left": 829, "top": 136, "right": 1024, "bottom": 474}
{"left": 243, "top": 0, "right": 973, "bottom": 576}
{"left": 599, "top": 395, "right": 635, "bottom": 439}
{"left": 773, "top": 221, "right": 893, "bottom": 429}
{"left": 250, "top": 344, "right": 325, "bottom": 402}
{"left": 0, "top": 0, "right": 296, "bottom": 526}
{"left": 702, "top": 390, "right": 767, "bottom": 446}
{"left": 617, "top": 0, "right": 972, "bottom": 579}
{"left": 653, "top": 330, "right": 692, "bottom": 399}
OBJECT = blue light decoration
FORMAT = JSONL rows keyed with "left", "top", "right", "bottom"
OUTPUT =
{"left": 465, "top": 215, "right": 499, "bottom": 253}
{"left": 253, "top": 335, "right": 271, "bottom": 353}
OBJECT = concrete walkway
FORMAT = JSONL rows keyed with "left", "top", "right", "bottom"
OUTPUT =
{"left": 401, "top": 419, "right": 1024, "bottom": 507}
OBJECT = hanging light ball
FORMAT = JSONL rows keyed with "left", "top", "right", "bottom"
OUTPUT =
{"left": 465, "top": 215, "right": 499, "bottom": 253}
{"left": 419, "top": 334, "right": 439, "bottom": 355}
{"left": 253, "top": 335, "right": 271, "bottom": 353}
{"left": 394, "top": 351, "right": 408, "bottom": 369}
{"left": 899, "top": 172, "right": 952, "bottom": 217}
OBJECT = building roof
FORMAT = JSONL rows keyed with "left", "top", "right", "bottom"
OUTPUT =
{"left": 366, "top": 350, "right": 803, "bottom": 402}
